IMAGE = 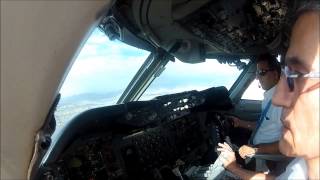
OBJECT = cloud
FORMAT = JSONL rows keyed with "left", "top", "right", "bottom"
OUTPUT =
{"left": 169, "top": 59, "right": 240, "bottom": 76}
{"left": 86, "top": 30, "right": 108, "bottom": 44}
{"left": 59, "top": 29, "right": 150, "bottom": 97}
{"left": 60, "top": 54, "right": 148, "bottom": 97}
{"left": 59, "top": 28, "right": 261, "bottom": 103}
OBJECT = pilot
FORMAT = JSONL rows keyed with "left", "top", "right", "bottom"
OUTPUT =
{"left": 229, "top": 53, "right": 282, "bottom": 166}
{"left": 217, "top": 5, "right": 319, "bottom": 180}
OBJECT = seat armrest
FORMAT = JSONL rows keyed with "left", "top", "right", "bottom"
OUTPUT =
{"left": 252, "top": 153, "right": 287, "bottom": 161}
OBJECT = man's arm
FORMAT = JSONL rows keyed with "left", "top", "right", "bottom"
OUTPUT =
{"left": 227, "top": 164, "right": 275, "bottom": 180}
{"left": 231, "top": 116, "right": 257, "bottom": 130}
{"left": 255, "top": 141, "right": 280, "bottom": 154}
{"left": 239, "top": 141, "right": 280, "bottom": 159}
{"left": 237, "top": 120, "right": 257, "bottom": 130}
{"left": 217, "top": 142, "right": 276, "bottom": 180}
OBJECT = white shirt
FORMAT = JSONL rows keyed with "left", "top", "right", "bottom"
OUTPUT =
{"left": 276, "top": 158, "right": 308, "bottom": 180}
{"left": 253, "top": 86, "right": 283, "bottom": 145}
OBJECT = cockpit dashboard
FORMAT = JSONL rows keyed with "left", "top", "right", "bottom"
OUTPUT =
{"left": 37, "top": 87, "right": 236, "bottom": 180}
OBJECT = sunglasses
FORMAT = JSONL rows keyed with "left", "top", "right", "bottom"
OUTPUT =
{"left": 282, "top": 66, "right": 320, "bottom": 92}
{"left": 256, "top": 69, "right": 274, "bottom": 76}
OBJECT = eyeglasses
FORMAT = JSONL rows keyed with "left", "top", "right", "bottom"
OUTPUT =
{"left": 282, "top": 66, "right": 320, "bottom": 92}
{"left": 256, "top": 69, "right": 274, "bottom": 76}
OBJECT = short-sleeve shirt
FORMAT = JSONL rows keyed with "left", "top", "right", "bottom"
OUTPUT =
{"left": 276, "top": 158, "right": 308, "bottom": 180}
{"left": 253, "top": 86, "right": 283, "bottom": 145}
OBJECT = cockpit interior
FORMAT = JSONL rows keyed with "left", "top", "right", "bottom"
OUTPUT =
{"left": 1, "top": 0, "right": 305, "bottom": 179}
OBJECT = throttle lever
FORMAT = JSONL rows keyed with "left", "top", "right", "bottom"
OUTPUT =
{"left": 215, "top": 135, "right": 239, "bottom": 157}
{"left": 224, "top": 136, "right": 232, "bottom": 147}
{"left": 225, "top": 136, "right": 239, "bottom": 152}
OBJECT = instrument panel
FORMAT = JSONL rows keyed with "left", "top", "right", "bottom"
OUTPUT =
{"left": 39, "top": 87, "right": 233, "bottom": 180}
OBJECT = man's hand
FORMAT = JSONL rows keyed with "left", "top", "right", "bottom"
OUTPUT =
{"left": 227, "top": 116, "right": 241, "bottom": 128}
{"left": 238, "top": 145, "right": 257, "bottom": 159}
{"left": 217, "top": 142, "right": 238, "bottom": 170}
{"left": 226, "top": 116, "right": 256, "bottom": 130}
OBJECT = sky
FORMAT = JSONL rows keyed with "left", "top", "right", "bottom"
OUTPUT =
{"left": 59, "top": 28, "right": 264, "bottom": 103}
{"left": 59, "top": 28, "right": 149, "bottom": 98}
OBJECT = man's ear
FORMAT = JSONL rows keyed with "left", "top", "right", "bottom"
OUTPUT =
{"left": 273, "top": 71, "right": 280, "bottom": 81}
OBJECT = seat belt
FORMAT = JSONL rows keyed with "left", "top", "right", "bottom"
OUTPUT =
{"left": 248, "top": 100, "right": 272, "bottom": 145}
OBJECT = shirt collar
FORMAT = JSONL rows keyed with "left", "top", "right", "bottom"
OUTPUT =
{"left": 264, "top": 85, "right": 276, "bottom": 99}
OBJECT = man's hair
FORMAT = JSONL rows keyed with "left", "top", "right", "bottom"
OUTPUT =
{"left": 296, "top": 1, "right": 320, "bottom": 17}
{"left": 256, "top": 53, "right": 281, "bottom": 77}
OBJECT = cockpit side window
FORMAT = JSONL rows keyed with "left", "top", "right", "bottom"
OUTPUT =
{"left": 241, "top": 79, "right": 264, "bottom": 100}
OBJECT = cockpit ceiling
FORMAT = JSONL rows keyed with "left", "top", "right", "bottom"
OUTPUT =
{"left": 179, "top": 0, "right": 288, "bottom": 53}
{"left": 100, "top": 0, "right": 298, "bottom": 63}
